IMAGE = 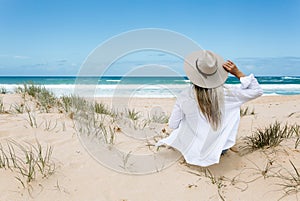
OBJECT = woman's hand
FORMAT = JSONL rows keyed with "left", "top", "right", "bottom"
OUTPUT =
{"left": 223, "top": 60, "right": 245, "bottom": 79}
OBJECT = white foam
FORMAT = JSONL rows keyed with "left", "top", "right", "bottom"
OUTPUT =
{"left": 262, "top": 93, "right": 280, "bottom": 96}
{"left": 106, "top": 80, "right": 121, "bottom": 82}
{"left": 261, "top": 84, "right": 300, "bottom": 90}
{"left": 1, "top": 83, "right": 300, "bottom": 98}
{"left": 283, "top": 76, "right": 300, "bottom": 80}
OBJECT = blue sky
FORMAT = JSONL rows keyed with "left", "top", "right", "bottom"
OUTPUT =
{"left": 0, "top": 0, "right": 300, "bottom": 76}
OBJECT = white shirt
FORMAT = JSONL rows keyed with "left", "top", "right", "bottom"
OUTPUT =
{"left": 156, "top": 74, "right": 263, "bottom": 167}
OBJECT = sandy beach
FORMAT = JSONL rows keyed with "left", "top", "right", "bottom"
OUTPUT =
{"left": 1, "top": 93, "right": 300, "bottom": 201}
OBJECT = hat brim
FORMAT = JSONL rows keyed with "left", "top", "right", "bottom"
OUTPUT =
{"left": 184, "top": 50, "right": 228, "bottom": 88}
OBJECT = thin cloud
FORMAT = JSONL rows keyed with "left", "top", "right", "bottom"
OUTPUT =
{"left": 56, "top": 59, "right": 68, "bottom": 63}
{"left": 0, "top": 54, "right": 30, "bottom": 59}
{"left": 13, "top": 55, "right": 30, "bottom": 59}
{"left": 234, "top": 57, "right": 300, "bottom": 76}
{"left": 155, "top": 53, "right": 166, "bottom": 57}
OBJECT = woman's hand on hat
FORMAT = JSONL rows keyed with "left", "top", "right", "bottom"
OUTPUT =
{"left": 223, "top": 60, "right": 245, "bottom": 79}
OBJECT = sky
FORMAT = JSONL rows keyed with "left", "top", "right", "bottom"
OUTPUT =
{"left": 0, "top": 0, "right": 300, "bottom": 76}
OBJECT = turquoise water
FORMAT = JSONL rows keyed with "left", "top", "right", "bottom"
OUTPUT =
{"left": 1, "top": 76, "right": 300, "bottom": 85}
{"left": 0, "top": 76, "right": 300, "bottom": 97}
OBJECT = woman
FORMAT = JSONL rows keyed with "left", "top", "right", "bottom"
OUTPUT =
{"left": 156, "top": 50, "right": 263, "bottom": 167}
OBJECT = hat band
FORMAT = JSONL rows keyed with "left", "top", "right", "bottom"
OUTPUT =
{"left": 195, "top": 59, "right": 218, "bottom": 79}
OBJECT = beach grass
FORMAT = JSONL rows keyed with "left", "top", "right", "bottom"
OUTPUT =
{"left": 52, "top": 93, "right": 116, "bottom": 143}
{"left": 293, "top": 125, "right": 300, "bottom": 149}
{"left": 186, "top": 167, "right": 225, "bottom": 201}
{"left": 0, "top": 140, "right": 55, "bottom": 187}
{"left": 68, "top": 97, "right": 117, "bottom": 144}
{"left": 26, "top": 109, "right": 38, "bottom": 128}
{"left": 150, "top": 113, "right": 169, "bottom": 124}
{"left": 100, "top": 124, "right": 115, "bottom": 144}
{"left": 276, "top": 160, "right": 300, "bottom": 200}
{"left": 0, "top": 87, "right": 7, "bottom": 94}
{"left": 11, "top": 103, "right": 25, "bottom": 113}
{"left": 76, "top": 115, "right": 116, "bottom": 144}
{"left": 0, "top": 98, "right": 4, "bottom": 113}
{"left": 60, "top": 95, "right": 73, "bottom": 113}
{"left": 94, "top": 102, "right": 111, "bottom": 115}
{"left": 242, "top": 121, "right": 300, "bottom": 153}
{"left": 63, "top": 95, "right": 91, "bottom": 113}
{"left": 34, "top": 87, "right": 57, "bottom": 113}
{"left": 240, "top": 106, "right": 255, "bottom": 117}
{"left": 126, "top": 108, "right": 140, "bottom": 121}
{"left": 43, "top": 119, "right": 58, "bottom": 132}
{"left": 16, "top": 83, "right": 57, "bottom": 113}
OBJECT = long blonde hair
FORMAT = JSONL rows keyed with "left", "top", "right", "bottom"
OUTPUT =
{"left": 194, "top": 84, "right": 224, "bottom": 131}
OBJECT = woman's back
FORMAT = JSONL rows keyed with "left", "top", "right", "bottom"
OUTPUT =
{"left": 157, "top": 74, "right": 263, "bottom": 166}
{"left": 156, "top": 50, "right": 263, "bottom": 167}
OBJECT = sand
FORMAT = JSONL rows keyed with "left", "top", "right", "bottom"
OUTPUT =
{"left": 1, "top": 93, "right": 300, "bottom": 201}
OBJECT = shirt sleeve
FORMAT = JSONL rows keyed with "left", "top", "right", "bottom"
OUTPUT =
{"left": 228, "top": 74, "right": 263, "bottom": 104}
{"left": 168, "top": 99, "right": 184, "bottom": 129}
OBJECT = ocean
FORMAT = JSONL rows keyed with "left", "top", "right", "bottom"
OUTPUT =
{"left": 0, "top": 76, "right": 300, "bottom": 98}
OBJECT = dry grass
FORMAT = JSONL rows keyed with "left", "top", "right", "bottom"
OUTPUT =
{"left": 43, "top": 119, "right": 58, "bottom": 132}
{"left": 293, "top": 125, "right": 300, "bottom": 149}
{"left": 240, "top": 106, "right": 255, "bottom": 117}
{"left": 0, "top": 98, "right": 5, "bottom": 113}
{"left": 276, "top": 160, "right": 300, "bottom": 200}
{"left": 11, "top": 102, "right": 26, "bottom": 113}
{"left": 186, "top": 167, "right": 225, "bottom": 201}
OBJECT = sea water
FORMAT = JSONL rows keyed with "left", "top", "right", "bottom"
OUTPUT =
{"left": 0, "top": 76, "right": 300, "bottom": 97}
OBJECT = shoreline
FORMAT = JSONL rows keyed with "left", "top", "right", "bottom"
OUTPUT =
{"left": 1, "top": 79, "right": 300, "bottom": 97}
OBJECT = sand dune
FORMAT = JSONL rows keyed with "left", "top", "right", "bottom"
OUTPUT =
{"left": 0, "top": 93, "right": 300, "bottom": 201}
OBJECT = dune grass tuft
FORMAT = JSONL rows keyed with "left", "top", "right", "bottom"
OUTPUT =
{"left": 292, "top": 125, "right": 300, "bottom": 149}
{"left": 11, "top": 102, "right": 25, "bottom": 113}
{"left": 0, "top": 140, "right": 55, "bottom": 187}
{"left": 186, "top": 167, "right": 225, "bottom": 201}
{"left": 94, "top": 102, "right": 111, "bottom": 115}
{"left": 242, "top": 121, "right": 300, "bottom": 153}
{"left": 0, "top": 98, "right": 5, "bottom": 113}
{"left": 60, "top": 95, "right": 73, "bottom": 113}
{"left": 36, "top": 88, "right": 57, "bottom": 113}
{"left": 60, "top": 95, "right": 91, "bottom": 113}
{"left": 240, "top": 106, "right": 255, "bottom": 117}
{"left": 150, "top": 113, "right": 169, "bottom": 124}
{"left": 43, "top": 119, "right": 58, "bottom": 131}
{"left": 276, "top": 160, "right": 300, "bottom": 200}
{"left": 26, "top": 109, "right": 38, "bottom": 128}
{"left": 71, "top": 98, "right": 117, "bottom": 144}
{"left": 0, "top": 87, "right": 7, "bottom": 94}
{"left": 16, "top": 83, "right": 57, "bottom": 113}
{"left": 126, "top": 108, "right": 140, "bottom": 121}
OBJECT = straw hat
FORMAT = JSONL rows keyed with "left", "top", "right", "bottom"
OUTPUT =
{"left": 184, "top": 50, "right": 228, "bottom": 88}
